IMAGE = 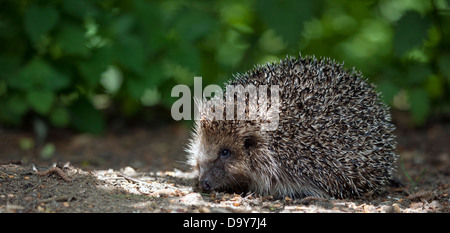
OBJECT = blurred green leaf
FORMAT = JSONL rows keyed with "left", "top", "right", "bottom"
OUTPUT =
{"left": 377, "top": 79, "right": 399, "bottom": 105}
{"left": 19, "top": 137, "right": 34, "bottom": 151}
{"left": 438, "top": 53, "right": 450, "bottom": 82}
{"left": 110, "top": 14, "right": 135, "bottom": 37}
{"left": 100, "top": 65, "right": 123, "bottom": 94}
{"left": 24, "top": 4, "right": 59, "bottom": 42}
{"left": 219, "top": 1, "right": 254, "bottom": 32}
{"left": 406, "top": 63, "right": 432, "bottom": 85}
{"left": 50, "top": 107, "right": 70, "bottom": 127}
{"left": 140, "top": 87, "right": 161, "bottom": 106}
{"left": 168, "top": 41, "right": 201, "bottom": 73}
{"left": 26, "top": 90, "right": 54, "bottom": 115}
{"left": 56, "top": 23, "right": 89, "bottom": 56}
{"left": 0, "top": 56, "right": 21, "bottom": 80}
{"left": 256, "top": 0, "right": 319, "bottom": 46}
{"left": 132, "top": 0, "right": 165, "bottom": 54}
{"left": 62, "top": 0, "right": 98, "bottom": 19}
{"left": 10, "top": 58, "right": 70, "bottom": 91}
{"left": 174, "top": 10, "right": 218, "bottom": 42}
{"left": 126, "top": 63, "right": 165, "bottom": 99}
{"left": 40, "top": 143, "right": 55, "bottom": 160}
{"left": 0, "top": 94, "right": 28, "bottom": 125}
{"left": 408, "top": 88, "right": 430, "bottom": 125}
{"left": 393, "top": 11, "right": 431, "bottom": 56}
{"left": 259, "top": 29, "right": 287, "bottom": 54}
{"left": 217, "top": 29, "right": 249, "bottom": 67}
{"left": 78, "top": 47, "right": 113, "bottom": 88}
{"left": 126, "top": 77, "right": 147, "bottom": 99}
{"left": 115, "top": 36, "right": 146, "bottom": 73}
{"left": 70, "top": 97, "right": 105, "bottom": 134}
{"left": 425, "top": 75, "right": 444, "bottom": 99}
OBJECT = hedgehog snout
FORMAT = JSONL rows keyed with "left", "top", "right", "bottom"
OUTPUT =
{"left": 199, "top": 179, "right": 213, "bottom": 191}
{"left": 199, "top": 173, "right": 216, "bottom": 192}
{"left": 198, "top": 166, "right": 215, "bottom": 192}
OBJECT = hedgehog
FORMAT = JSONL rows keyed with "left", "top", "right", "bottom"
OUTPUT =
{"left": 186, "top": 54, "right": 398, "bottom": 199}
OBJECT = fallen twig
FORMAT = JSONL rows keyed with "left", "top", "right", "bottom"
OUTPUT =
{"left": 296, "top": 196, "right": 330, "bottom": 205}
{"left": 0, "top": 160, "right": 22, "bottom": 165}
{"left": 117, "top": 173, "right": 150, "bottom": 185}
{"left": 36, "top": 166, "right": 72, "bottom": 182}
{"left": 38, "top": 196, "right": 69, "bottom": 204}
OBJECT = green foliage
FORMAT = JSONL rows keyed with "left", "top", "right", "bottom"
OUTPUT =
{"left": 70, "top": 97, "right": 104, "bottom": 134}
{"left": 24, "top": 4, "right": 59, "bottom": 43}
{"left": 0, "top": 0, "right": 449, "bottom": 133}
{"left": 393, "top": 11, "right": 432, "bottom": 56}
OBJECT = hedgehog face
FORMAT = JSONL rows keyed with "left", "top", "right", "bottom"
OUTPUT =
{"left": 187, "top": 119, "right": 264, "bottom": 194}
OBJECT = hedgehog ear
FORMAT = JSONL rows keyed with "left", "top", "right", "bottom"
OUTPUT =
{"left": 241, "top": 125, "right": 262, "bottom": 152}
{"left": 244, "top": 135, "right": 257, "bottom": 150}
{"left": 243, "top": 131, "right": 264, "bottom": 151}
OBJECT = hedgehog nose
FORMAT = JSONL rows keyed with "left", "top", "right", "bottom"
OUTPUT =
{"left": 200, "top": 179, "right": 212, "bottom": 191}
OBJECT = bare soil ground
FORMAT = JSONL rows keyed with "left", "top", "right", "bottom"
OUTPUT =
{"left": 0, "top": 115, "right": 449, "bottom": 213}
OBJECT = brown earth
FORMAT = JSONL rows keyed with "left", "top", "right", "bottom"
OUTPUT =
{"left": 0, "top": 113, "right": 449, "bottom": 213}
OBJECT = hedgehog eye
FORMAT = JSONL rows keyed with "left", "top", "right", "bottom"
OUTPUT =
{"left": 219, "top": 149, "right": 231, "bottom": 159}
